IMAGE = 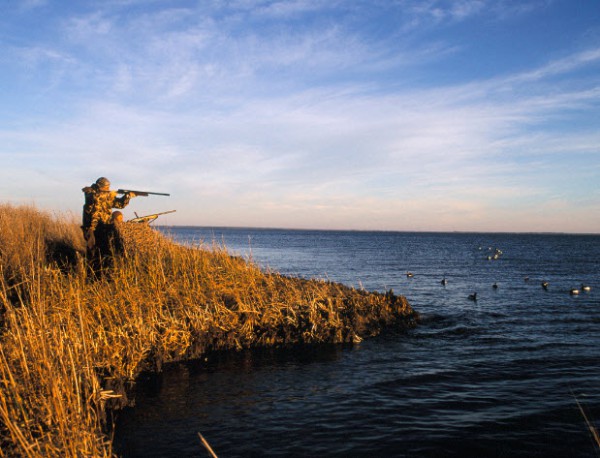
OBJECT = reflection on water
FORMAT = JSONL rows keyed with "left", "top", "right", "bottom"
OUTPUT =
{"left": 114, "top": 345, "right": 354, "bottom": 457}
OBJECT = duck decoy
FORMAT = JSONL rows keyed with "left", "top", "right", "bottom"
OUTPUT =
{"left": 406, "top": 272, "right": 414, "bottom": 278}
{"left": 581, "top": 284, "right": 591, "bottom": 292}
{"left": 541, "top": 281, "right": 549, "bottom": 290}
{"left": 492, "top": 283, "right": 498, "bottom": 289}
{"left": 441, "top": 277, "right": 448, "bottom": 285}
{"left": 468, "top": 292, "right": 477, "bottom": 301}
{"left": 570, "top": 288, "right": 580, "bottom": 295}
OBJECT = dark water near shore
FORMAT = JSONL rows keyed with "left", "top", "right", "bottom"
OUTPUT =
{"left": 114, "top": 228, "right": 600, "bottom": 457}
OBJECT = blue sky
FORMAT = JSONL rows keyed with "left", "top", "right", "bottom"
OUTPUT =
{"left": 1, "top": 0, "right": 599, "bottom": 232}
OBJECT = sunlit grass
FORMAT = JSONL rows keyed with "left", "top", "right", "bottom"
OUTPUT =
{"left": 0, "top": 203, "right": 417, "bottom": 457}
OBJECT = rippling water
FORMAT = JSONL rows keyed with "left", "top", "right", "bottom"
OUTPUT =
{"left": 113, "top": 229, "right": 600, "bottom": 457}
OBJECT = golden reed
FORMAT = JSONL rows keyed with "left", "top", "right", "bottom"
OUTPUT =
{"left": 0, "top": 203, "right": 417, "bottom": 457}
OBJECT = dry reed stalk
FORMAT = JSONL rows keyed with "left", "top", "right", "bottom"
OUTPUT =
{"left": 572, "top": 390, "right": 600, "bottom": 452}
{"left": 198, "top": 432, "right": 219, "bottom": 458}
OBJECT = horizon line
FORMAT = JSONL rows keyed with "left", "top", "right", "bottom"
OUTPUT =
{"left": 155, "top": 224, "right": 600, "bottom": 237}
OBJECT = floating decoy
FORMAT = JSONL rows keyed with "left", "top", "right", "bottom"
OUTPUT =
{"left": 468, "top": 292, "right": 477, "bottom": 301}
{"left": 581, "top": 284, "right": 591, "bottom": 292}
{"left": 406, "top": 272, "right": 414, "bottom": 278}
{"left": 570, "top": 288, "right": 580, "bottom": 295}
{"left": 524, "top": 276, "right": 530, "bottom": 282}
{"left": 541, "top": 281, "right": 549, "bottom": 290}
{"left": 492, "top": 283, "right": 498, "bottom": 289}
{"left": 441, "top": 277, "right": 448, "bottom": 285}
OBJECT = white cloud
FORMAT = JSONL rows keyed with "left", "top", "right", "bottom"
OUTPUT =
{"left": 505, "top": 47, "right": 600, "bottom": 84}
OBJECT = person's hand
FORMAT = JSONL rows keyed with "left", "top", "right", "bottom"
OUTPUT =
{"left": 127, "top": 192, "right": 136, "bottom": 198}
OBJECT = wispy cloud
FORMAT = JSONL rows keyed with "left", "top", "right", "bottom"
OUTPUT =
{"left": 504, "top": 47, "right": 600, "bottom": 84}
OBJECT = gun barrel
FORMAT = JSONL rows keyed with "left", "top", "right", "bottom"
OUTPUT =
{"left": 117, "top": 189, "right": 170, "bottom": 196}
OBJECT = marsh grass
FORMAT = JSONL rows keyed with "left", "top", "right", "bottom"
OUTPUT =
{"left": 0, "top": 203, "right": 417, "bottom": 457}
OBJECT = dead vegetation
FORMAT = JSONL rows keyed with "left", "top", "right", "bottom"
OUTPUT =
{"left": 0, "top": 203, "right": 417, "bottom": 457}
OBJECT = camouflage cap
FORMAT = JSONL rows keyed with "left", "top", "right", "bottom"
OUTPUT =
{"left": 96, "top": 177, "right": 111, "bottom": 189}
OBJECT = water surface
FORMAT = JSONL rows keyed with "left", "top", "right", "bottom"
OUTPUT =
{"left": 114, "top": 229, "right": 600, "bottom": 457}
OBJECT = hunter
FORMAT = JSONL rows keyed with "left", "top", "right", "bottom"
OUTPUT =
{"left": 82, "top": 177, "right": 136, "bottom": 263}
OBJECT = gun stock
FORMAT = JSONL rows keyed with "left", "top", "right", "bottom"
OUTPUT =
{"left": 117, "top": 189, "right": 170, "bottom": 197}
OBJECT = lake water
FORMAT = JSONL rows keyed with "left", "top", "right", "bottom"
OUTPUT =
{"left": 113, "top": 228, "right": 600, "bottom": 457}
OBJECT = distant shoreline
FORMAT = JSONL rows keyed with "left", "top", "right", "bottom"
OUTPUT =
{"left": 158, "top": 225, "right": 600, "bottom": 237}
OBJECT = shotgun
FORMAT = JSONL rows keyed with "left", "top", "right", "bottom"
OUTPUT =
{"left": 128, "top": 210, "right": 176, "bottom": 224}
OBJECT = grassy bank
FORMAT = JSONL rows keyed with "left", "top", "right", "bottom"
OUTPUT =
{"left": 0, "top": 203, "right": 417, "bottom": 457}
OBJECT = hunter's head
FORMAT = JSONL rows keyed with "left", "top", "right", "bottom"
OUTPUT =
{"left": 111, "top": 211, "right": 123, "bottom": 223}
{"left": 95, "top": 177, "right": 111, "bottom": 191}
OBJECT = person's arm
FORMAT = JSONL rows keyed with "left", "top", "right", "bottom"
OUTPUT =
{"left": 112, "top": 191, "right": 134, "bottom": 209}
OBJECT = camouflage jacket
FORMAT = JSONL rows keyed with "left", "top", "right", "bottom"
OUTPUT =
{"left": 82, "top": 184, "right": 132, "bottom": 231}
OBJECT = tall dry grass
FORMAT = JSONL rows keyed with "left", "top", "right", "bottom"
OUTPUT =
{"left": 0, "top": 203, "right": 417, "bottom": 457}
